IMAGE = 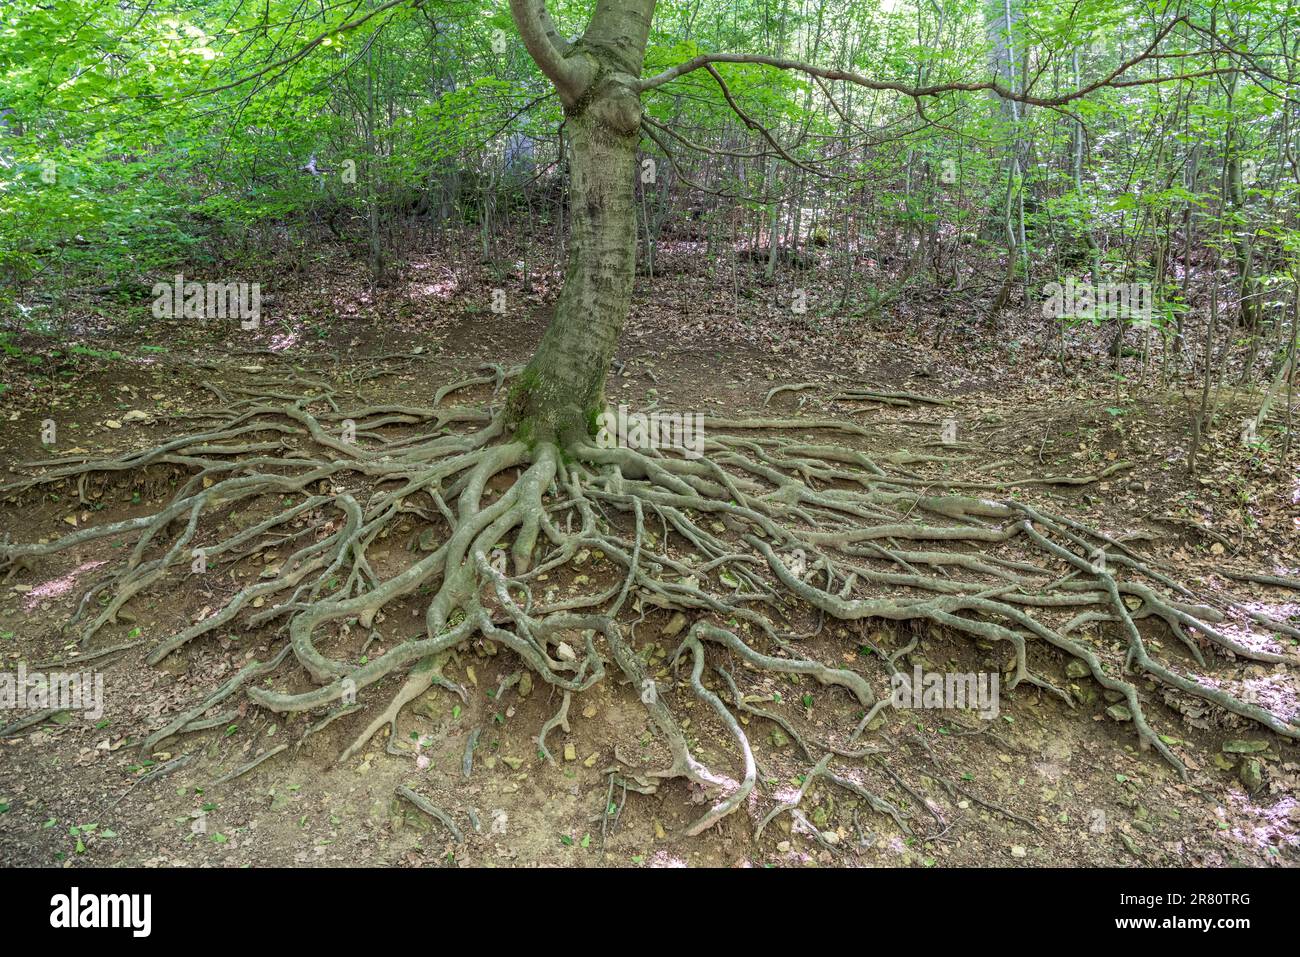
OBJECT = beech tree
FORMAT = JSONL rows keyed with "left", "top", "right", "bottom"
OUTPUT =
{"left": 2, "top": 0, "right": 1298, "bottom": 837}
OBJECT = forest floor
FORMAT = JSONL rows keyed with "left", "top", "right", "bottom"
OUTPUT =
{"left": 1, "top": 241, "right": 1297, "bottom": 867}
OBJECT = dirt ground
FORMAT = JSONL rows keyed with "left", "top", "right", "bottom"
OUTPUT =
{"left": 2, "top": 249, "right": 1298, "bottom": 868}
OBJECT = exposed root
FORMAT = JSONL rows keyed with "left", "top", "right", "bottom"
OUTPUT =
{"left": 338, "top": 653, "right": 457, "bottom": 763}
{"left": 395, "top": 784, "right": 463, "bottom": 842}
{"left": 3, "top": 371, "right": 1297, "bottom": 841}
{"left": 212, "top": 743, "right": 289, "bottom": 787}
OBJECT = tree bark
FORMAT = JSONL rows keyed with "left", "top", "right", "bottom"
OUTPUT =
{"left": 506, "top": 0, "right": 653, "bottom": 445}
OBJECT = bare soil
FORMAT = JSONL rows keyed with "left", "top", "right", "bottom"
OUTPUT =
{"left": 1, "top": 249, "right": 1297, "bottom": 868}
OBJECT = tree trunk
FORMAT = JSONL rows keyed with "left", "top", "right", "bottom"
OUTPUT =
{"left": 506, "top": 0, "right": 651, "bottom": 446}
{"left": 507, "top": 91, "right": 639, "bottom": 445}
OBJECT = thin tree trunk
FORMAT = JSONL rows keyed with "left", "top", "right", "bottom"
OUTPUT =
{"left": 506, "top": 0, "right": 651, "bottom": 445}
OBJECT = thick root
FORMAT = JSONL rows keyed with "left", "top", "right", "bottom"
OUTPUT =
{"left": 4, "top": 371, "right": 1297, "bottom": 840}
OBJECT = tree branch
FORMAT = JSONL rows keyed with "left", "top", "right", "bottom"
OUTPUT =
{"left": 637, "top": 14, "right": 1221, "bottom": 107}
{"left": 640, "top": 119, "right": 775, "bottom": 204}
{"left": 509, "top": 0, "right": 593, "bottom": 107}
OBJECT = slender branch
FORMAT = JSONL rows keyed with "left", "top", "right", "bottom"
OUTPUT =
{"left": 637, "top": 14, "right": 1223, "bottom": 107}
{"left": 186, "top": 0, "right": 416, "bottom": 100}
{"left": 640, "top": 118, "right": 776, "bottom": 204}
{"left": 704, "top": 64, "right": 833, "bottom": 178}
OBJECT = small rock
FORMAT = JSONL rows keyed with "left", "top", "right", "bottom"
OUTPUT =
{"left": 1105, "top": 704, "right": 1133, "bottom": 722}
{"left": 517, "top": 673, "right": 533, "bottom": 699}
{"left": 1066, "top": 659, "right": 1090, "bottom": 678}
{"left": 501, "top": 756, "right": 524, "bottom": 770}
{"left": 555, "top": 642, "right": 577, "bottom": 662}
{"left": 1010, "top": 845, "right": 1027, "bottom": 858}
{"left": 661, "top": 612, "right": 687, "bottom": 638}
{"left": 412, "top": 690, "right": 441, "bottom": 719}
{"left": 1239, "top": 758, "right": 1264, "bottom": 794}
{"left": 563, "top": 744, "right": 577, "bottom": 761}
{"left": 1073, "top": 684, "right": 1099, "bottom": 705}
{"left": 1222, "top": 739, "right": 1269, "bottom": 755}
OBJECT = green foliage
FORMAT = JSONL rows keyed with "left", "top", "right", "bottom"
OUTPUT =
{"left": 0, "top": 0, "right": 1296, "bottom": 338}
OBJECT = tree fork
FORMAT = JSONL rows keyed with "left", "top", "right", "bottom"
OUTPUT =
{"left": 506, "top": 0, "right": 652, "bottom": 446}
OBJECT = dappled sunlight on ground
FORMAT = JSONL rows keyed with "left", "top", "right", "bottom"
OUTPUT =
{"left": 23, "top": 560, "right": 105, "bottom": 612}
